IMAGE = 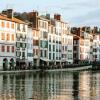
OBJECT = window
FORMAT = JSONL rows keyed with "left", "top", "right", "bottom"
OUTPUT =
{"left": 16, "top": 51, "right": 21, "bottom": 57}
{"left": 16, "top": 42, "right": 20, "bottom": 48}
{"left": 22, "top": 43, "right": 26, "bottom": 48}
{"left": 7, "top": 34, "right": 10, "bottom": 41}
{"left": 1, "top": 22, "right": 5, "bottom": 27}
{"left": 12, "top": 46, "right": 14, "bottom": 52}
{"left": 80, "top": 54, "right": 84, "bottom": 60}
{"left": 68, "top": 50, "right": 72, "bottom": 52}
{"left": 93, "top": 48, "right": 97, "bottom": 52}
{"left": 17, "top": 24, "right": 20, "bottom": 31}
{"left": 33, "top": 49, "right": 35, "bottom": 56}
{"left": 49, "top": 53, "right": 51, "bottom": 59}
{"left": 53, "top": 45, "right": 55, "bottom": 51}
{"left": 12, "top": 34, "right": 14, "bottom": 41}
{"left": 80, "top": 47, "right": 84, "bottom": 53}
{"left": 33, "top": 40, "right": 39, "bottom": 46}
{"left": 22, "top": 52, "right": 25, "bottom": 57}
{"left": 68, "top": 39, "right": 72, "bottom": 45}
{"left": 49, "top": 44, "right": 51, "bottom": 51}
{"left": 7, "top": 46, "right": 10, "bottom": 52}
{"left": 36, "top": 49, "right": 38, "bottom": 55}
{"left": 6, "top": 22, "right": 9, "bottom": 28}
{"left": 51, "top": 26, "right": 53, "bottom": 33}
{"left": 11, "top": 23, "right": 14, "bottom": 29}
{"left": 62, "top": 46, "right": 64, "bottom": 50}
{"left": 1, "top": 33, "right": 5, "bottom": 40}
{"left": 49, "top": 35, "right": 51, "bottom": 42}
{"left": 95, "top": 55, "right": 97, "bottom": 58}
{"left": 74, "top": 46, "right": 77, "bottom": 51}
{"left": 33, "top": 32, "right": 35, "bottom": 36}
{"left": 16, "top": 34, "right": 20, "bottom": 41}
{"left": 80, "top": 40, "right": 84, "bottom": 45}
{"left": 22, "top": 34, "right": 26, "bottom": 41}
{"left": 20, "top": 34, "right": 23, "bottom": 38}
{"left": 53, "top": 53, "right": 55, "bottom": 60}
{"left": 23, "top": 25, "right": 25, "bottom": 31}
{"left": 68, "top": 54, "right": 72, "bottom": 59}
{"left": 1, "top": 45, "right": 5, "bottom": 52}
{"left": 36, "top": 32, "right": 38, "bottom": 37}
{"left": 43, "top": 32, "right": 47, "bottom": 39}
{"left": 40, "top": 50, "right": 43, "bottom": 57}
{"left": 65, "top": 46, "right": 67, "bottom": 51}
{"left": 27, "top": 53, "right": 33, "bottom": 57}
{"left": 44, "top": 50, "right": 47, "bottom": 57}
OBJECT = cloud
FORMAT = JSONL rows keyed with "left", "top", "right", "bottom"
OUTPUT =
{"left": 0, "top": 0, "right": 100, "bottom": 26}
{"left": 69, "top": 7, "right": 100, "bottom": 26}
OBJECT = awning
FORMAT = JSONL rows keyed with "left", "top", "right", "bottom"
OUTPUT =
{"left": 61, "top": 60, "right": 66, "bottom": 62}
{"left": 40, "top": 58, "right": 49, "bottom": 62}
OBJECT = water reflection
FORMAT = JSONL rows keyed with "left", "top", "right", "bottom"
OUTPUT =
{"left": 0, "top": 71, "right": 100, "bottom": 100}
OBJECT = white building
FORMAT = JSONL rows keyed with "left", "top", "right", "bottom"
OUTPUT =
{"left": 93, "top": 32, "right": 100, "bottom": 61}
{"left": 27, "top": 27, "right": 33, "bottom": 67}
{"left": 66, "top": 35, "right": 73, "bottom": 64}
{"left": 0, "top": 14, "right": 16, "bottom": 70}
{"left": 79, "top": 27, "right": 92, "bottom": 63}
{"left": 72, "top": 27, "right": 93, "bottom": 64}
{"left": 54, "top": 15, "right": 62, "bottom": 66}
{"left": 14, "top": 18, "right": 28, "bottom": 69}
{"left": 54, "top": 14, "right": 73, "bottom": 65}
{"left": 48, "top": 23, "right": 56, "bottom": 66}
{"left": 38, "top": 16, "right": 49, "bottom": 66}
{"left": 61, "top": 23, "right": 73, "bottom": 64}
{"left": 33, "top": 28, "right": 39, "bottom": 66}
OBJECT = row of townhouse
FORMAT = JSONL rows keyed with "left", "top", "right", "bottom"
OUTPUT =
{"left": 1, "top": 9, "right": 100, "bottom": 70}
{"left": 0, "top": 9, "right": 29, "bottom": 70}
{"left": 28, "top": 11, "right": 73, "bottom": 66}
{"left": 71, "top": 26, "right": 100, "bottom": 64}
{"left": 0, "top": 9, "right": 73, "bottom": 70}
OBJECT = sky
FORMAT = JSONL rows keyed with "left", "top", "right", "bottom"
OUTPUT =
{"left": 0, "top": 0, "right": 100, "bottom": 27}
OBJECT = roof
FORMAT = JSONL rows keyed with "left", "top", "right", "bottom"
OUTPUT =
{"left": 54, "top": 19, "right": 68, "bottom": 24}
{"left": 37, "top": 16, "right": 50, "bottom": 21}
{"left": 0, "top": 14, "right": 11, "bottom": 21}
{"left": 0, "top": 14, "right": 26, "bottom": 24}
{"left": 12, "top": 17, "right": 26, "bottom": 24}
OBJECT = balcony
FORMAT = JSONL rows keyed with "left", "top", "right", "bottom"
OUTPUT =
{"left": 22, "top": 48, "right": 25, "bottom": 51}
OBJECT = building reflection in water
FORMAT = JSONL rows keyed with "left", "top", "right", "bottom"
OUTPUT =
{"left": 79, "top": 71, "right": 100, "bottom": 100}
{"left": 79, "top": 71, "right": 91, "bottom": 100}
{"left": 72, "top": 72, "right": 79, "bottom": 100}
{"left": 0, "top": 71, "right": 99, "bottom": 100}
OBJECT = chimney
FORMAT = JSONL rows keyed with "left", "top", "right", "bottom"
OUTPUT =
{"left": 2, "top": 9, "right": 13, "bottom": 19}
{"left": 2, "top": 10, "right": 7, "bottom": 15}
{"left": 46, "top": 14, "right": 50, "bottom": 19}
{"left": 7, "top": 9, "right": 13, "bottom": 19}
{"left": 28, "top": 10, "right": 38, "bottom": 29}
{"left": 54, "top": 14, "right": 61, "bottom": 21}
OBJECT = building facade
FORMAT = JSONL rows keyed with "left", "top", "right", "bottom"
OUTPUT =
{"left": 33, "top": 29, "right": 39, "bottom": 66}
{"left": 27, "top": 27, "right": 33, "bottom": 67}
{"left": 72, "top": 27, "right": 93, "bottom": 64}
{"left": 92, "top": 27, "right": 100, "bottom": 61}
{"left": 0, "top": 15, "right": 16, "bottom": 70}
{"left": 1, "top": 9, "right": 100, "bottom": 69}
{"left": 14, "top": 18, "right": 28, "bottom": 69}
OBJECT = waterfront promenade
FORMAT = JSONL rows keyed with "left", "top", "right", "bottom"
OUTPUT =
{"left": 0, "top": 65, "right": 92, "bottom": 74}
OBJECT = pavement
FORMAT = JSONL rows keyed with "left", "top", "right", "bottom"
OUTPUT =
{"left": 0, "top": 65, "right": 92, "bottom": 74}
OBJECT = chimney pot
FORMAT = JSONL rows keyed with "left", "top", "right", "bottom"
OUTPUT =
{"left": 54, "top": 14, "right": 61, "bottom": 20}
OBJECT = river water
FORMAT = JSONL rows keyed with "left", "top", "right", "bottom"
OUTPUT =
{"left": 0, "top": 71, "right": 99, "bottom": 100}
